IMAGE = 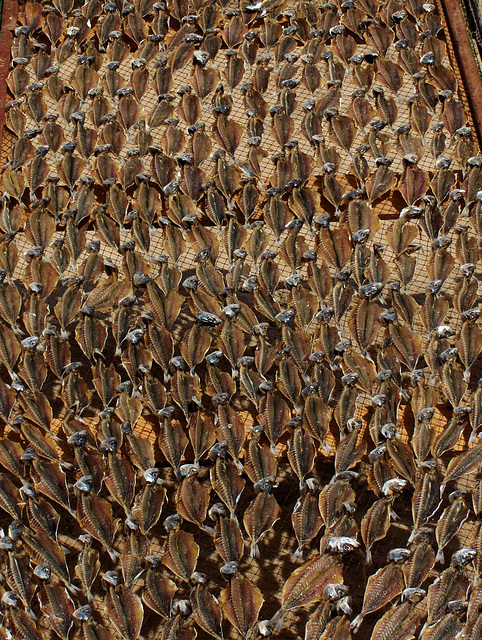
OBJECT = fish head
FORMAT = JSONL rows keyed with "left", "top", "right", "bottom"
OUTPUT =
{"left": 326, "top": 536, "right": 360, "bottom": 554}
{"left": 220, "top": 561, "right": 239, "bottom": 576}
{"left": 102, "top": 570, "right": 120, "bottom": 586}
{"left": 382, "top": 478, "right": 407, "bottom": 496}
{"left": 253, "top": 476, "right": 278, "bottom": 492}
{"left": 75, "top": 475, "right": 93, "bottom": 493}
{"left": 34, "top": 562, "right": 51, "bottom": 580}
{"left": 388, "top": 548, "right": 411, "bottom": 563}
{"left": 451, "top": 548, "right": 476, "bottom": 567}
{"left": 171, "top": 599, "right": 191, "bottom": 617}
{"left": 73, "top": 605, "right": 93, "bottom": 620}
{"left": 0, "top": 537, "right": 13, "bottom": 551}
{"left": 189, "top": 572, "right": 207, "bottom": 586}
{"left": 324, "top": 583, "right": 349, "bottom": 601}
{"left": 1, "top": 591, "right": 19, "bottom": 607}
{"left": 401, "top": 588, "right": 426, "bottom": 603}
{"left": 164, "top": 514, "right": 183, "bottom": 531}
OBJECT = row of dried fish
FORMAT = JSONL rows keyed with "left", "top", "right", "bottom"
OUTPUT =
{"left": 2, "top": 402, "right": 482, "bottom": 640}
{"left": 4, "top": 0, "right": 476, "bottom": 204}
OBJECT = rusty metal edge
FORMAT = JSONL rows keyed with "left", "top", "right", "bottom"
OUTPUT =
{"left": 441, "top": 0, "right": 482, "bottom": 147}
{"left": 0, "top": 0, "right": 17, "bottom": 158}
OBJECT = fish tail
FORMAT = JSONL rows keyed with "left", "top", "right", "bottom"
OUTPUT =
{"left": 290, "top": 547, "right": 303, "bottom": 563}
{"left": 365, "top": 549, "right": 372, "bottom": 565}
{"left": 108, "top": 547, "right": 120, "bottom": 562}
{"left": 250, "top": 542, "right": 260, "bottom": 559}
{"left": 350, "top": 614, "right": 363, "bottom": 633}
{"left": 66, "top": 582, "right": 82, "bottom": 595}
{"left": 435, "top": 549, "right": 444, "bottom": 564}
{"left": 201, "top": 525, "right": 215, "bottom": 536}
{"left": 269, "top": 610, "right": 285, "bottom": 633}
{"left": 27, "top": 607, "right": 38, "bottom": 621}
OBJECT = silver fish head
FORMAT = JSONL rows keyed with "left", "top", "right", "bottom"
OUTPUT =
{"left": 382, "top": 478, "right": 407, "bottom": 495}
{"left": 451, "top": 548, "right": 476, "bottom": 567}
{"left": 1, "top": 591, "right": 19, "bottom": 607}
{"left": 326, "top": 537, "right": 360, "bottom": 554}
{"left": 447, "top": 600, "right": 468, "bottom": 613}
{"left": 102, "top": 570, "right": 120, "bottom": 586}
{"left": 418, "top": 407, "right": 435, "bottom": 421}
{"left": 197, "top": 311, "right": 222, "bottom": 326}
{"left": 75, "top": 475, "right": 93, "bottom": 493}
{"left": 143, "top": 467, "right": 164, "bottom": 484}
{"left": 388, "top": 548, "right": 411, "bottom": 563}
{"left": 220, "top": 561, "right": 239, "bottom": 575}
{"left": 171, "top": 599, "right": 191, "bottom": 616}
{"left": 164, "top": 514, "right": 182, "bottom": 531}
{"left": 401, "top": 588, "right": 426, "bottom": 602}
{"left": 460, "top": 263, "right": 476, "bottom": 278}
{"left": 435, "top": 325, "right": 455, "bottom": 338}
{"left": 34, "top": 563, "right": 51, "bottom": 580}
{"left": 253, "top": 476, "right": 278, "bottom": 492}
{"left": 100, "top": 437, "right": 118, "bottom": 453}
{"left": 381, "top": 423, "right": 398, "bottom": 439}
{"left": 462, "top": 308, "right": 481, "bottom": 322}
{"left": 0, "top": 537, "right": 13, "bottom": 551}
{"left": 73, "top": 605, "right": 93, "bottom": 620}
{"left": 179, "top": 464, "right": 200, "bottom": 478}
{"left": 369, "top": 445, "right": 387, "bottom": 461}
{"left": 208, "top": 441, "right": 228, "bottom": 459}
{"left": 324, "top": 583, "right": 349, "bottom": 601}
{"left": 208, "top": 503, "right": 228, "bottom": 520}
{"left": 250, "top": 424, "right": 265, "bottom": 438}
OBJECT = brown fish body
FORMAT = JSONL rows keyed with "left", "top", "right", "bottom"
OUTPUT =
{"left": 426, "top": 566, "right": 469, "bottom": 627}
{"left": 319, "top": 477, "right": 356, "bottom": 530}
{"left": 39, "top": 580, "right": 75, "bottom": 640}
{"left": 105, "top": 583, "right": 144, "bottom": 640}
{"left": 21, "top": 528, "right": 75, "bottom": 593}
{"left": 75, "top": 539, "right": 100, "bottom": 604}
{"left": 418, "top": 613, "right": 462, "bottom": 640}
{"left": 142, "top": 560, "right": 177, "bottom": 619}
{"left": 244, "top": 491, "right": 281, "bottom": 558}
{"left": 162, "top": 528, "right": 199, "bottom": 583}
{"left": 214, "top": 513, "right": 245, "bottom": 564}
{"left": 361, "top": 497, "right": 392, "bottom": 565}
{"left": 292, "top": 488, "right": 324, "bottom": 560}
{"left": 369, "top": 595, "right": 423, "bottom": 640}
{"left": 76, "top": 492, "right": 118, "bottom": 562}
{"left": 410, "top": 469, "right": 441, "bottom": 541}
{"left": 435, "top": 493, "right": 469, "bottom": 563}
{"left": 351, "top": 563, "right": 405, "bottom": 631}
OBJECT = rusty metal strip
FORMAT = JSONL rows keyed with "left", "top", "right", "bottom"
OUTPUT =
{"left": 0, "top": 0, "right": 18, "bottom": 156}
{"left": 441, "top": 0, "right": 482, "bottom": 147}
